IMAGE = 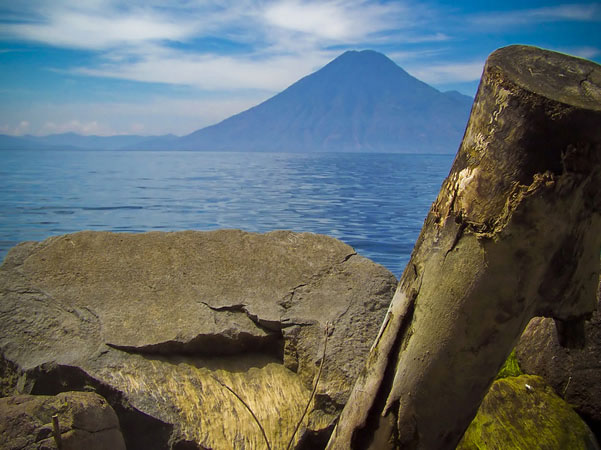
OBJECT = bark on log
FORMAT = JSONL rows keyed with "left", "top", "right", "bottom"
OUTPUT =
{"left": 327, "top": 45, "right": 601, "bottom": 449}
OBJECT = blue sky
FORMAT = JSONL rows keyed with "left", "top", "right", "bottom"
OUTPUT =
{"left": 1, "top": 0, "right": 600, "bottom": 136}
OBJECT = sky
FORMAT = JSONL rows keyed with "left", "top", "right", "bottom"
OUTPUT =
{"left": 0, "top": 1, "right": 600, "bottom": 137}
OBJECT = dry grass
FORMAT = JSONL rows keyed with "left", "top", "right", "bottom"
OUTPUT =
{"left": 97, "top": 353, "right": 331, "bottom": 449}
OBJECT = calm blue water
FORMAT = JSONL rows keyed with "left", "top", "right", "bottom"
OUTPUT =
{"left": 0, "top": 150, "right": 453, "bottom": 277}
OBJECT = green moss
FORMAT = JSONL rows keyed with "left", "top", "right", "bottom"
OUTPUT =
{"left": 458, "top": 375, "right": 599, "bottom": 450}
{"left": 495, "top": 349, "right": 522, "bottom": 380}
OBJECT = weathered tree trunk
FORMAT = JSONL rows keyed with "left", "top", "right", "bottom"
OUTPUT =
{"left": 327, "top": 45, "right": 601, "bottom": 449}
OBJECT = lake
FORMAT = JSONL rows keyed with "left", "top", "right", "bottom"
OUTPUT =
{"left": 0, "top": 150, "right": 454, "bottom": 277}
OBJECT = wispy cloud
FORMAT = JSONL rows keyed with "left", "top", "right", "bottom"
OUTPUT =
{"left": 0, "top": 120, "right": 30, "bottom": 136}
{"left": 6, "top": 3, "right": 246, "bottom": 48}
{"left": 1, "top": 1, "right": 245, "bottom": 50}
{"left": 1, "top": 2, "right": 236, "bottom": 53}
{"left": 262, "top": 0, "right": 404, "bottom": 41}
{"left": 469, "top": 3, "right": 601, "bottom": 28}
{"left": 555, "top": 46, "right": 601, "bottom": 59}
{"left": 0, "top": 0, "right": 429, "bottom": 92}
{"left": 75, "top": 47, "right": 334, "bottom": 92}
{"left": 40, "top": 119, "right": 114, "bottom": 136}
{"left": 400, "top": 32, "right": 450, "bottom": 44}
{"left": 406, "top": 60, "right": 485, "bottom": 84}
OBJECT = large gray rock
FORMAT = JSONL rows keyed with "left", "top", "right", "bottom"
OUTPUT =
{"left": 0, "top": 391, "right": 126, "bottom": 450}
{"left": 516, "top": 292, "right": 601, "bottom": 440}
{"left": 0, "top": 230, "right": 397, "bottom": 449}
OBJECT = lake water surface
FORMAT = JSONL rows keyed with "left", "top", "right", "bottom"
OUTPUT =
{"left": 0, "top": 150, "right": 454, "bottom": 277}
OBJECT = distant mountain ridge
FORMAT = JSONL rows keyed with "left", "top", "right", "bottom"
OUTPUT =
{"left": 25, "top": 132, "right": 178, "bottom": 150}
{"left": 0, "top": 133, "right": 176, "bottom": 151}
{"left": 1, "top": 50, "right": 473, "bottom": 153}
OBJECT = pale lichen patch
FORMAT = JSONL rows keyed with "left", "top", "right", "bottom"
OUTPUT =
{"left": 457, "top": 167, "right": 478, "bottom": 193}
{"left": 489, "top": 86, "right": 511, "bottom": 125}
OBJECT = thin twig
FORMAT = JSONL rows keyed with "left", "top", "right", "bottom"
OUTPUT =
{"left": 52, "top": 414, "right": 63, "bottom": 450}
{"left": 285, "top": 321, "right": 330, "bottom": 450}
{"left": 562, "top": 376, "right": 572, "bottom": 398}
{"left": 209, "top": 374, "right": 272, "bottom": 450}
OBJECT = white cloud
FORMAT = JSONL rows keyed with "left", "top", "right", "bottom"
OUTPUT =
{"left": 469, "top": 3, "right": 601, "bottom": 28}
{"left": 262, "top": 0, "right": 403, "bottom": 41}
{"left": 40, "top": 120, "right": 113, "bottom": 135}
{"left": 75, "top": 48, "right": 333, "bottom": 91}
{"left": 264, "top": 1, "right": 353, "bottom": 39}
{"left": 128, "top": 122, "right": 147, "bottom": 134}
{"left": 406, "top": 61, "right": 485, "bottom": 84}
{"left": 556, "top": 46, "right": 600, "bottom": 59}
{"left": 0, "top": 120, "right": 30, "bottom": 136}
{"left": 6, "top": 12, "right": 192, "bottom": 50}
{"left": 401, "top": 32, "right": 450, "bottom": 44}
{"left": 0, "top": 0, "right": 425, "bottom": 92}
{"left": 535, "top": 3, "right": 600, "bottom": 20}
{"left": 1, "top": 1, "right": 200, "bottom": 50}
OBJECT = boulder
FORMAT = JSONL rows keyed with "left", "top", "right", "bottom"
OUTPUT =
{"left": 0, "top": 390, "right": 126, "bottom": 450}
{"left": 458, "top": 375, "right": 599, "bottom": 449}
{"left": 515, "top": 294, "right": 601, "bottom": 441}
{"left": 0, "top": 230, "right": 397, "bottom": 449}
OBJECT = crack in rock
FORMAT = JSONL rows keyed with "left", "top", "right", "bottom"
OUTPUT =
{"left": 200, "top": 301, "right": 283, "bottom": 332}
{"left": 106, "top": 328, "right": 284, "bottom": 359}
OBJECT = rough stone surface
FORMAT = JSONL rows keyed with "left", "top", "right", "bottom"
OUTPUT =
{"left": 458, "top": 375, "right": 599, "bottom": 450}
{"left": 0, "top": 230, "right": 397, "bottom": 449}
{"left": 0, "top": 390, "right": 126, "bottom": 450}
{"left": 516, "top": 293, "right": 601, "bottom": 441}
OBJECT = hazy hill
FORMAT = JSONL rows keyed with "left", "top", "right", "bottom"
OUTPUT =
{"left": 171, "top": 50, "right": 473, "bottom": 153}
{"left": 23, "top": 133, "right": 146, "bottom": 150}
{"left": 0, "top": 134, "right": 51, "bottom": 151}
{"left": 23, "top": 133, "right": 178, "bottom": 150}
{"left": 0, "top": 133, "right": 178, "bottom": 151}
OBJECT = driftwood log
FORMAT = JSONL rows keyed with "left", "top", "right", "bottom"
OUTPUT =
{"left": 327, "top": 45, "right": 601, "bottom": 449}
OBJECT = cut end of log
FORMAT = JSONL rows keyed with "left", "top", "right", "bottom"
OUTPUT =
{"left": 487, "top": 45, "right": 601, "bottom": 111}
{"left": 327, "top": 45, "right": 601, "bottom": 450}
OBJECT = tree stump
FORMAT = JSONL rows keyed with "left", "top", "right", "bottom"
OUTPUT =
{"left": 327, "top": 45, "right": 601, "bottom": 449}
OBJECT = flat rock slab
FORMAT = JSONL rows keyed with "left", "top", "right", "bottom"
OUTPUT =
{"left": 0, "top": 230, "right": 397, "bottom": 449}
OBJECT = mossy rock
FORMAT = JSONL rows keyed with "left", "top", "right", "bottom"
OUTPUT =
{"left": 458, "top": 375, "right": 599, "bottom": 450}
{"left": 495, "top": 349, "right": 523, "bottom": 380}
